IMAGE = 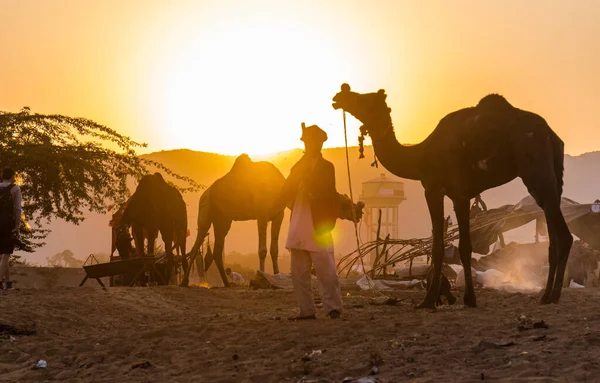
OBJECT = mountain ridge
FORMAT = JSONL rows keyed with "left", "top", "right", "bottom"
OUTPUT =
{"left": 21, "top": 147, "right": 600, "bottom": 267}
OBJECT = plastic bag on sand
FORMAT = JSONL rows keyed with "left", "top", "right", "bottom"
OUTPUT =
{"left": 477, "top": 269, "right": 505, "bottom": 286}
{"left": 356, "top": 274, "right": 421, "bottom": 291}
{"left": 570, "top": 280, "right": 585, "bottom": 288}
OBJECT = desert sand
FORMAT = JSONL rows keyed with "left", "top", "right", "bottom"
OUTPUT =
{"left": 2, "top": 272, "right": 600, "bottom": 383}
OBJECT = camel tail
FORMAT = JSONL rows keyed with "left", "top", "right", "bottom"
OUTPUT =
{"left": 550, "top": 131, "right": 565, "bottom": 198}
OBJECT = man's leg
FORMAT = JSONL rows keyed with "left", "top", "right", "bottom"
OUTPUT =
{"left": 0, "top": 254, "right": 9, "bottom": 282}
{"left": 290, "top": 248, "right": 316, "bottom": 317}
{"left": 311, "top": 250, "right": 343, "bottom": 315}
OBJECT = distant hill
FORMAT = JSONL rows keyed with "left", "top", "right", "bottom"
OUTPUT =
{"left": 21, "top": 147, "right": 600, "bottom": 268}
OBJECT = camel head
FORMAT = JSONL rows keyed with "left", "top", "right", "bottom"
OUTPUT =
{"left": 332, "top": 84, "right": 393, "bottom": 141}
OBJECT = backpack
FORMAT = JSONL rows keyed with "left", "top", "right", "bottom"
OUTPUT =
{"left": 0, "top": 184, "right": 16, "bottom": 232}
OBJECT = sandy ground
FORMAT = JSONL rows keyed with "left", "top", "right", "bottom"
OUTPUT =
{"left": 2, "top": 280, "right": 600, "bottom": 382}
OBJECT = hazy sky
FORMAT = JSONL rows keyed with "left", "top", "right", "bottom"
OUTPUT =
{"left": 2, "top": 0, "right": 599, "bottom": 156}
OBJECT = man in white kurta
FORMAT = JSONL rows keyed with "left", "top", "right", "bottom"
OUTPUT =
{"left": 271, "top": 124, "right": 343, "bottom": 320}
{"left": 286, "top": 181, "right": 343, "bottom": 319}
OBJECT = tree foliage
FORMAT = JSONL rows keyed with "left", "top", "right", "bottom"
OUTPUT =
{"left": 47, "top": 249, "right": 83, "bottom": 268}
{"left": 0, "top": 107, "right": 203, "bottom": 250}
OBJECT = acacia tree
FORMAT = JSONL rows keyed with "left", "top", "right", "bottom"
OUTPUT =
{"left": 0, "top": 107, "right": 203, "bottom": 252}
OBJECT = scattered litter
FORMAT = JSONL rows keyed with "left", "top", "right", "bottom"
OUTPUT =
{"left": 389, "top": 339, "right": 405, "bottom": 350}
{"left": 390, "top": 339, "right": 406, "bottom": 351}
{"left": 472, "top": 341, "right": 515, "bottom": 353}
{"left": 569, "top": 280, "right": 585, "bottom": 288}
{"left": 301, "top": 350, "right": 324, "bottom": 362}
{"left": 131, "top": 361, "right": 152, "bottom": 369}
{"left": 342, "top": 377, "right": 382, "bottom": 383}
{"left": 517, "top": 315, "right": 549, "bottom": 331}
{"left": 32, "top": 360, "right": 47, "bottom": 370}
{"left": 476, "top": 269, "right": 506, "bottom": 287}
{"left": 357, "top": 275, "right": 422, "bottom": 291}
{"left": 370, "top": 366, "right": 380, "bottom": 375}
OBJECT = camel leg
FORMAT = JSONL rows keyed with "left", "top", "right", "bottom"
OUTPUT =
{"left": 522, "top": 186, "right": 559, "bottom": 304}
{"left": 540, "top": 225, "right": 558, "bottom": 304}
{"left": 196, "top": 251, "right": 205, "bottom": 281}
{"left": 213, "top": 219, "right": 232, "bottom": 287}
{"left": 521, "top": 182, "right": 572, "bottom": 304}
{"left": 132, "top": 225, "right": 145, "bottom": 257}
{"left": 270, "top": 210, "right": 284, "bottom": 275}
{"left": 257, "top": 219, "right": 268, "bottom": 273}
{"left": 147, "top": 228, "right": 158, "bottom": 257}
{"left": 161, "top": 227, "right": 175, "bottom": 284}
{"left": 454, "top": 198, "right": 476, "bottom": 307}
{"left": 178, "top": 230, "right": 189, "bottom": 280}
{"left": 416, "top": 188, "right": 445, "bottom": 310}
{"left": 545, "top": 203, "right": 572, "bottom": 303}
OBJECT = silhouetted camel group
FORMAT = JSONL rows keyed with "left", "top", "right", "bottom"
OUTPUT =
{"left": 117, "top": 159, "right": 363, "bottom": 287}
{"left": 117, "top": 83, "right": 573, "bottom": 309}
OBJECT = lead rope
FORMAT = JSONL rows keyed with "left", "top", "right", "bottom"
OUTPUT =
{"left": 341, "top": 110, "right": 379, "bottom": 294}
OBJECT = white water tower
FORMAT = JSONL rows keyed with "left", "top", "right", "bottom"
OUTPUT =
{"left": 359, "top": 173, "right": 406, "bottom": 265}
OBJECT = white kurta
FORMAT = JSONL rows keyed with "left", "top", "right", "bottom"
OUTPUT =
{"left": 286, "top": 184, "right": 342, "bottom": 317}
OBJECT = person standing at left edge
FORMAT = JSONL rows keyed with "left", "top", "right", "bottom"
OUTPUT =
{"left": 0, "top": 168, "right": 23, "bottom": 290}
{"left": 270, "top": 123, "right": 344, "bottom": 320}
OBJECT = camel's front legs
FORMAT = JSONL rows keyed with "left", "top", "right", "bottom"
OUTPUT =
{"left": 416, "top": 189, "right": 445, "bottom": 310}
{"left": 454, "top": 198, "right": 476, "bottom": 307}
{"left": 257, "top": 219, "right": 268, "bottom": 272}
{"left": 270, "top": 210, "right": 284, "bottom": 274}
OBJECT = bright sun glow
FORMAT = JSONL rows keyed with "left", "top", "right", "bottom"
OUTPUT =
{"left": 146, "top": 10, "right": 366, "bottom": 156}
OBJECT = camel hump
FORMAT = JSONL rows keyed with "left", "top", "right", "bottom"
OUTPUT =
{"left": 477, "top": 94, "right": 513, "bottom": 112}
{"left": 230, "top": 153, "right": 253, "bottom": 173}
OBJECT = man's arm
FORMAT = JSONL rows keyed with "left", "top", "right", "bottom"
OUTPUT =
{"left": 270, "top": 157, "right": 310, "bottom": 215}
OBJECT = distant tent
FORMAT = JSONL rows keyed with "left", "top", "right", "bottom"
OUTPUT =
{"left": 471, "top": 196, "right": 600, "bottom": 254}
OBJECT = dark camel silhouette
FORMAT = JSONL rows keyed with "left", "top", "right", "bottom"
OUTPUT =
{"left": 181, "top": 154, "right": 364, "bottom": 287}
{"left": 120, "top": 173, "right": 189, "bottom": 283}
{"left": 332, "top": 84, "right": 572, "bottom": 308}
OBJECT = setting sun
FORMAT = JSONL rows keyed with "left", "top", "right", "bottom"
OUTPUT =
{"left": 140, "top": 2, "right": 372, "bottom": 155}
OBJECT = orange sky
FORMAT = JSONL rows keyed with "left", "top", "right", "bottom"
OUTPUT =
{"left": 1, "top": 0, "right": 599, "bottom": 156}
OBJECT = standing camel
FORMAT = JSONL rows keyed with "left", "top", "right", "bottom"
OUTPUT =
{"left": 181, "top": 154, "right": 364, "bottom": 287}
{"left": 332, "top": 84, "right": 572, "bottom": 308}
{"left": 181, "top": 154, "right": 287, "bottom": 287}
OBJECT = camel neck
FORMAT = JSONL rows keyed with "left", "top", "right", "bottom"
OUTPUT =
{"left": 371, "top": 127, "right": 424, "bottom": 181}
